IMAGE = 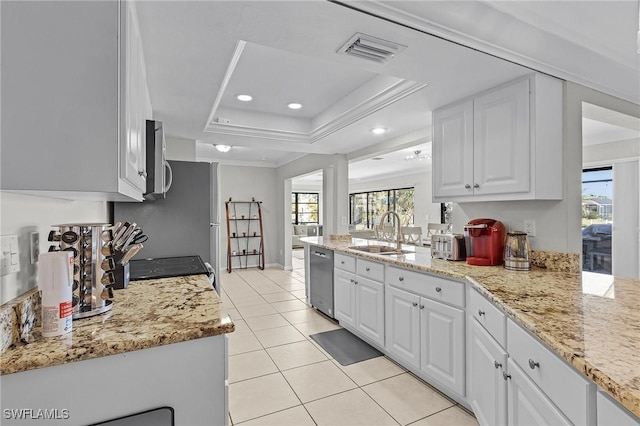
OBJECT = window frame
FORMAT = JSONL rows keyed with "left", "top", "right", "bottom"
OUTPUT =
{"left": 291, "top": 192, "right": 320, "bottom": 225}
{"left": 349, "top": 187, "right": 415, "bottom": 229}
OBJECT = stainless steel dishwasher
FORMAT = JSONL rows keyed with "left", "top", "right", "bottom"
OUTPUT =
{"left": 309, "top": 245, "right": 334, "bottom": 318}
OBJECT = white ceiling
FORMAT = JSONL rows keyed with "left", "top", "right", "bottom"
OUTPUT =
{"left": 135, "top": 1, "right": 640, "bottom": 178}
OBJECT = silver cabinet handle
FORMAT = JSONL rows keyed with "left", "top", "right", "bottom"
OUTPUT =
{"left": 478, "top": 310, "right": 485, "bottom": 316}
{"left": 474, "top": 183, "right": 480, "bottom": 188}
{"left": 465, "top": 184, "right": 471, "bottom": 189}
{"left": 341, "top": 260, "right": 345, "bottom": 264}
{"left": 503, "top": 372, "right": 511, "bottom": 380}
{"left": 354, "top": 281, "right": 358, "bottom": 285}
{"left": 528, "top": 359, "right": 540, "bottom": 370}
{"left": 138, "top": 170, "right": 147, "bottom": 178}
{"left": 412, "top": 302, "right": 418, "bottom": 307}
{"left": 420, "top": 305, "right": 424, "bottom": 309}
{"left": 435, "top": 287, "right": 442, "bottom": 292}
{"left": 350, "top": 278, "right": 354, "bottom": 283}
{"left": 366, "top": 267, "right": 370, "bottom": 272}
{"left": 494, "top": 361, "right": 502, "bottom": 369}
{"left": 398, "top": 276, "right": 404, "bottom": 282}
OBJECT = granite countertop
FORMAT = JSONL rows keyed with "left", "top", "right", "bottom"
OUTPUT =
{"left": 0, "top": 274, "right": 234, "bottom": 376}
{"left": 302, "top": 236, "right": 640, "bottom": 418}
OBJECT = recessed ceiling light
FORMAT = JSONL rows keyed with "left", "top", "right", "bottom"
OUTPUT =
{"left": 287, "top": 102, "right": 302, "bottom": 110}
{"left": 215, "top": 144, "right": 232, "bottom": 153}
{"left": 371, "top": 127, "right": 387, "bottom": 135}
{"left": 236, "top": 94, "right": 252, "bottom": 102}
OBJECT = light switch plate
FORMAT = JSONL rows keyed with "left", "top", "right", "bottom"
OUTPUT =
{"left": 1, "top": 234, "right": 20, "bottom": 275}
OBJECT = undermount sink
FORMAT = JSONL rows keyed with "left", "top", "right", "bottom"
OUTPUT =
{"left": 348, "top": 245, "right": 413, "bottom": 255}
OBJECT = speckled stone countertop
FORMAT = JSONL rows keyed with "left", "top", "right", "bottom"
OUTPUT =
{"left": 0, "top": 275, "right": 234, "bottom": 376}
{"left": 302, "top": 237, "right": 640, "bottom": 418}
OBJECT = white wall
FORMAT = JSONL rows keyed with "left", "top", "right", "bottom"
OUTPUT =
{"left": 348, "top": 171, "right": 442, "bottom": 236}
{"left": 612, "top": 160, "right": 640, "bottom": 278}
{"left": 0, "top": 193, "right": 107, "bottom": 304}
{"left": 219, "top": 165, "right": 278, "bottom": 270}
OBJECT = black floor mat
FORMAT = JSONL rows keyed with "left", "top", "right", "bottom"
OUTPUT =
{"left": 310, "top": 328, "right": 382, "bottom": 366}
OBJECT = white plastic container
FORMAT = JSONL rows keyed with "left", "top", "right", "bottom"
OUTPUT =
{"left": 38, "top": 251, "right": 73, "bottom": 337}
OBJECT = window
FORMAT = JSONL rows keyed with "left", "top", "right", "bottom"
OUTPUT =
{"left": 582, "top": 167, "right": 612, "bottom": 275}
{"left": 349, "top": 187, "right": 414, "bottom": 229}
{"left": 292, "top": 192, "right": 319, "bottom": 224}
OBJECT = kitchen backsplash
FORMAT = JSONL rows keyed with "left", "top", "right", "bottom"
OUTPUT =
{"left": 0, "top": 192, "right": 108, "bottom": 304}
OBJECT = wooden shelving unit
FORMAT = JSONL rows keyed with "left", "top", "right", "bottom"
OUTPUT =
{"left": 225, "top": 200, "right": 265, "bottom": 272}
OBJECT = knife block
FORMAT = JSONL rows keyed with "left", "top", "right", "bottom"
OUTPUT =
{"left": 112, "top": 251, "right": 130, "bottom": 290}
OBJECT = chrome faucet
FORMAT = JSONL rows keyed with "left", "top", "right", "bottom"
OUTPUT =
{"left": 378, "top": 211, "right": 403, "bottom": 251}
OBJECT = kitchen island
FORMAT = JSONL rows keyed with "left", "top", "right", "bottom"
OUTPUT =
{"left": 0, "top": 274, "right": 234, "bottom": 425}
{"left": 302, "top": 236, "right": 640, "bottom": 423}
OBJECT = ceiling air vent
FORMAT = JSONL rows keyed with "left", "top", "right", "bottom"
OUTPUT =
{"left": 338, "top": 33, "right": 407, "bottom": 64}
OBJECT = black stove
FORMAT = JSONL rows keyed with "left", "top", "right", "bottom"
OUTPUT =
{"left": 129, "top": 255, "right": 210, "bottom": 281}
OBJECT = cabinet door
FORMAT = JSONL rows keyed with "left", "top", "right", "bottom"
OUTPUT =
{"left": 121, "top": 1, "right": 146, "bottom": 192}
{"left": 420, "top": 298, "right": 465, "bottom": 396}
{"left": 433, "top": 100, "right": 474, "bottom": 198}
{"left": 355, "top": 276, "right": 385, "bottom": 347}
{"left": 385, "top": 286, "right": 420, "bottom": 369}
{"left": 473, "top": 78, "right": 530, "bottom": 196}
{"left": 507, "top": 359, "right": 571, "bottom": 426}
{"left": 469, "top": 319, "right": 507, "bottom": 426}
{"left": 334, "top": 269, "right": 356, "bottom": 328}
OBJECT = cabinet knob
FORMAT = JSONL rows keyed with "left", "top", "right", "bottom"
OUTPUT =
{"left": 465, "top": 184, "right": 471, "bottom": 189}
{"left": 503, "top": 372, "right": 511, "bottom": 381}
{"left": 138, "top": 170, "right": 147, "bottom": 178}
{"left": 398, "top": 276, "right": 404, "bottom": 282}
{"left": 435, "top": 287, "right": 442, "bottom": 292}
{"left": 528, "top": 359, "right": 540, "bottom": 370}
{"left": 366, "top": 267, "right": 370, "bottom": 272}
{"left": 420, "top": 305, "right": 424, "bottom": 309}
{"left": 412, "top": 302, "right": 418, "bottom": 307}
{"left": 350, "top": 278, "right": 354, "bottom": 283}
{"left": 494, "top": 361, "right": 502, "bottom": 369}
{"left": 354, "top": 280, "right": 358, "bottom": 285}
{"left": 341, "top": 260, "right": 345, "bottom": 264}
{"left": 478, "top": 309, "right": 485, "bottom": 317}
{"left": 474, "top": 183, "right": 480, "bottom": 188}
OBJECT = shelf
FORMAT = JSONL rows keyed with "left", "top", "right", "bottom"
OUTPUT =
{"left": 225, "top": 200, "right": 265, "bottom": 272}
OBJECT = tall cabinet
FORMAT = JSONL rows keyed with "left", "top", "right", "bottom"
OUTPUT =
{"left": 225, "top": 200, "right": 265, "bottom": 272}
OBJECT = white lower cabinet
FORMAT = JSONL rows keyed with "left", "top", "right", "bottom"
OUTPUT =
{"left": 386, "top": 286, "right": 421, "bottom": 369}
{"left": 420, "top": 298, "right": 465, "bottom": 395}
{"left": 597, "top": 391, "right": 640, "bottom": 426}
{"left": 469, "top": 318, "right": 508, "bottom": 426}
{"left": 507, "top": 358, "right": 571, "bottom": 426}
{"left": 334, "top": 257, "right": 385, "bottom": 347}
{"left": 385, "top": 274, "right": 466, "bottom": 398}
{"left": 469, "top": 287, "right": 596, "bottom": 426}
{"left": 334, "top": 268, "right": 356, "bottom": 328}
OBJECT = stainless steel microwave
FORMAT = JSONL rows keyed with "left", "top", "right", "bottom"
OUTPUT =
{"left": 144, "top": 120, "right": 173, "bottom": 200}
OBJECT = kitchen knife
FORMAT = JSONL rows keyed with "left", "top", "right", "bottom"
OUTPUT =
{"left": 120, "top": 243, "right": 143, "bottom": 264}
{"left": 112, "top": 221, "right": 130, "bottom": 245}
{"left": 114, "top": 222, "right": 137, "bottom": 250}
{"left": 119, "top": 228, "right": 141, "bottom": 252}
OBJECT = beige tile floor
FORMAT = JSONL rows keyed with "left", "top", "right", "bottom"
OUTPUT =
{"left": 221, "top": 253, "right": 479, "bottom": 426}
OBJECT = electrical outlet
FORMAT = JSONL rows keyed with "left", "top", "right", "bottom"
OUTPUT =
{"left": 30, "top": 232, "right": 40, "bottom": 264}
{"left": 523, "top": 219, "right": 536, "bottom": 237}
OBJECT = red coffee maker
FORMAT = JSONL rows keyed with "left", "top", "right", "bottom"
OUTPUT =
{"left": 464, "top": 219, "right": 506, "bottom": 266}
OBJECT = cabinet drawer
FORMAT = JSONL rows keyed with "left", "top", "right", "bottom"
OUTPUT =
{"left": 468, "top": 288, "right": 506, "bottom": 348}
{"left": 386, "top": 266, "right": 464, "bottom": 308}
{"left": 507, "top": 319, "right": 595, "bottom": 426}
{"left": 335, "top": 253, "right": 356, "bottom": 273}
{"left": 356, "top": 258, "right": 384, "bottom": 282}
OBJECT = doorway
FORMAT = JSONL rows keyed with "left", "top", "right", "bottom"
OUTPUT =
{"left": 581, "top": 167, "right": 613, "bottom": 274}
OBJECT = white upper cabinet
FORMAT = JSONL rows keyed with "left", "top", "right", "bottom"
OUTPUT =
{"left": 0, "top": 1, "right": 151, "bottom": 201}
{"left": 433, "top": 74, "right": 563, "bottom": 202}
